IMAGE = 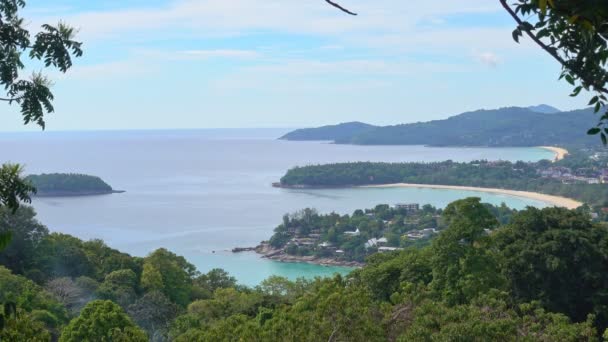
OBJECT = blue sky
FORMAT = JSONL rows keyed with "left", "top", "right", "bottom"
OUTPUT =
{"left": 1, "top": 0, "right": 589, "bottom": 131}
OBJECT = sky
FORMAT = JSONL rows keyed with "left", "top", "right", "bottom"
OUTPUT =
{"left": 0, "top": 0, "right": 591, "bottom": 131}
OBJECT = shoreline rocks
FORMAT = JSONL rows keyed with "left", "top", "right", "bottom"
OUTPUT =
{"left": 232, "top": 242, "right": 363, "bottom": 268}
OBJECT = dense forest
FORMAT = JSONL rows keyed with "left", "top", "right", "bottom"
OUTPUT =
{"left": 1, "top": 199, "right": 608, "bottom": 340}
{"left": 25, "top": 173, "right": 116, "bottom": 196}
{"left": 280, "top": 106, "right": 598, "bottom": 147}
{"left": 279, "top": 158, "right": 608, "bottom": 206}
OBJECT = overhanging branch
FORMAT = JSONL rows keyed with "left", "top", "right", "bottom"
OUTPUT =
{"left": 499, "top": 0, "right": 608, "bottom": 94}
{"left": 325, "top": 0, "right": 357, "bottom": 16}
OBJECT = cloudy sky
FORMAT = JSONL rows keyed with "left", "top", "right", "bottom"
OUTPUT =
{"left": 1, "top": 0, "right": 589, "bottom": 131}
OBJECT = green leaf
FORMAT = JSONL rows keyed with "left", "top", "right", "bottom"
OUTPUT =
{"left": 601, "top": 132, "right": 607, "bottom": 145}
{"left": 0, "top": 232, "right": 12, "bottom": 251}
{"left": 587, "top": 127, "right": 601, "bottom": 135}
{"left": 589, "top": 96, "right": 599, "bottom": 105}
{"left": 565, "top": 74, "right": 575, "bottom": 85}
{"left": 595, "top": 102, "right": 602, "bottom": 113}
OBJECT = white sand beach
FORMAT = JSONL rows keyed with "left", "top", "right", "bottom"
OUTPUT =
{"left": 361, "top": 183, "right": 582, "bottom": 209}
{"left": 539, "top": 146, "right": 569, "bottom": 161}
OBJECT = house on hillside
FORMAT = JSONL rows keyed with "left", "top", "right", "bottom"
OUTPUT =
{"left": 344, "top": 228, "right": 360, "bottom": 236}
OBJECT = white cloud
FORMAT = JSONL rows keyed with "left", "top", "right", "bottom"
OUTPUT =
{"left": 179, "top": 49, "right": 259, "bottom": 59}
{"left": 473, "top": 51, "right": 501, "bottom": 67}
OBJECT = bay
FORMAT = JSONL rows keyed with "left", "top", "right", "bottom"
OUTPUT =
{"left": 0, "top": 129, "right": 554, "bottom": 286}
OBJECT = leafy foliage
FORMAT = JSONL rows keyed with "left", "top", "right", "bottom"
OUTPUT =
{"left": 59, "top": 300, "right": 147, "bottom": 342}
{"left": 0, "top": 164, "right": 35, "bottom": 213}
{"left": 0, "top": 0, "right": 82, "bottom": 128}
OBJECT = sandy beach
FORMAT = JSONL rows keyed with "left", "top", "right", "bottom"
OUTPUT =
{"left": 361, "top": 183, "right": 582, "bottom": 209}
{"left": 539, "top": 146, "right": 569, "bottom": 161}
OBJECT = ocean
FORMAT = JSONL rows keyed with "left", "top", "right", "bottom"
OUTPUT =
{"left": 0, "top": 128, "right": 554, "bottom": 286}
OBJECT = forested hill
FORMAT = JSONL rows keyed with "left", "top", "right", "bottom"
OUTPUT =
{"left": 280, "top": 106, "right": 598, "bottom": 147}
{"left": 26, "top": 173, "right": 120, "bottom": 196}
{"left": 279, "top": 121, "right": 377, "bottom": 141}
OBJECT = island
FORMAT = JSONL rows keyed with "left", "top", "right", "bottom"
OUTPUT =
{"left": 235, "top": 202, "right": 519, "bottom": 267}
{"left": 274, "top": 148, "right": 608, "bottom": 209}
{"left": 280, "top": 105, "right": 598, "bottom": 147}
{"left": 25, "top": 173, "right": 124, "bottom": 197}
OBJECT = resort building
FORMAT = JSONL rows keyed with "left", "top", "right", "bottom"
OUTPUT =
{"left": 395, "top": 203, "right": 420, "bottom": 212}
{"left": 344, "top": 228, "right": 360, "bottom": 236}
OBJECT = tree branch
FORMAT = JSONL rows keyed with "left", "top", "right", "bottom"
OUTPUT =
{"left": 0, "top": 96, "right": 23, "bottom": 102}
{"left": 499, "top": 0, "right": 608, "bottom": 94}
{"left": 325, "top": 0, "right": 357, "bottom": 16}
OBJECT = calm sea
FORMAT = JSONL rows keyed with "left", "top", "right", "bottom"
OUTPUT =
{"left": 0, "top": 129, "right": 554, "bottom": 285}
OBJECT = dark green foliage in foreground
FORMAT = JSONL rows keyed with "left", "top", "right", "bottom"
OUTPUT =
{"left": 494, "top": 207, "right": 608, "bottom": 330}
{"left": 280, "top": 107, "right": 599, "bottom": 146}
{"left": 280, "top": 159, "right": 608, "bottom": 206}
{"left": 1, "top": 202, "right": 607, "bottom": 339}
{"left": 59, "top": 300, "right": 147, "bottom": 342}
{"left": 25, "top": 173, "right": 114, "bottom": 195}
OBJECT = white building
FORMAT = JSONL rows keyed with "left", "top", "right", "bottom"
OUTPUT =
{"left": 344, "top": 228, "right": 360, "bottom": 236}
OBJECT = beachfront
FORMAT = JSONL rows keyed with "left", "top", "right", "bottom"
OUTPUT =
{"left": 539, "top": 146, "right": 569, "bottom": 161}
{"left": 362, "top": 183, "right": 582, "bottom": 209}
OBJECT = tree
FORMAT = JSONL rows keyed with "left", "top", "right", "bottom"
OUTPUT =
{"left": 96, "top": 270, "right": 138, "bottom": 308}
{"left": 194, "top": 268, "right": 237, "bottom": 294}
{"left": 0, "top": 308, "right": 52, "bottom": 342}
{"left": 0, "top": 165, "right": 36, "bottom": 250}
{"left": 127, "top": 291, "right": 180, "bottom": 340}
{"left": 430, "top": 198, "right": 504, "bottom": 305}
{"left": 142, "top": 249, "right": 197, "bottom": 306}
{"left": 0, "top": 205, "right": 48, "bottom": 276}
{"left": 59, "top": 300, "right": 147, "bottom": 342}
{"left": 500, "top": 0, "right": 608, "bottom": 143}
{"left": 0, "top": 0, "right": 82, "bottom": 251}
{"left": 493, "top": 207, "right": 608, "bottom": 331}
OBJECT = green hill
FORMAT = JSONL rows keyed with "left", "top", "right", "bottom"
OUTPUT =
{"left": 25, "top": 173, "right": 120, "bottom": 196}
{"left": 279, "top": 121, "right": 377, "bottom": 141}
{"left": 280, "top": 106, "right": 598, "bottom": 147}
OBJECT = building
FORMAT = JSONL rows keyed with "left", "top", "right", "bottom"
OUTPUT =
{"left": 364, "top": 238, "right": 378, "bottom": 249}
{"left": 395, "top": 203, "right": 420, "bottom": 212}
{"left": 378, "top": 247, "right": 403, "bottom": 253}
{"left": 344, "top": 228, "right": 360, "bottom": 236}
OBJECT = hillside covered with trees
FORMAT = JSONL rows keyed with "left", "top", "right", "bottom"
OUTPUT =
{"left": 1, "top": 199, "right": 607, "bottom": 340}
{"left": 280, "top": 106, "right": 598, "bottom": 147}
{"left": 25, "top": 173, "right": 119, "bottom": 196}
{"left": 279, "top": 151, "right": 608, "bottom": 207}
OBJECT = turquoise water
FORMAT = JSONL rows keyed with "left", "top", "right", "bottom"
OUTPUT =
{"left": 0, "top": 129, "right": 555, "bottom": 286}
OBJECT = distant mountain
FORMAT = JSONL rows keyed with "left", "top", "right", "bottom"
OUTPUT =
{"left": 280, "top": 107, "right": 598, "bottom": 147}
{"left": 527, "top": 104, "right": 561, "bottom": 114}
{"left": 279, "top": 122, "right": 377, "bottom": 141}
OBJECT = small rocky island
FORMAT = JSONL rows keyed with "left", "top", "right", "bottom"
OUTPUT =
{"left": 26, "top": 173, "right": 124, "bottom": 197}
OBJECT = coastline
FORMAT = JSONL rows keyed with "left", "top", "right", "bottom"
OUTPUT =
{"left": 33, "top": 190, "right": 125, "bottom": 197}
{"left": 539, "top": 146, "right": 569, "bottom": 161}
{"left": 234, "top": 244, "right": 363, "bottom": 268}
{"left": 361, "top": 183, "right": 582, "bottom": 209}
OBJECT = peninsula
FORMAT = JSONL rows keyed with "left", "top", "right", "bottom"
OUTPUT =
{"left": 276, "top": 149, "right": 608, "bottom": 208}
{"left": 280, "top": 105, "right": 597, "bottom": 147}
{"left": 26, "top": 173, "right": 124, "bottom": 197}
